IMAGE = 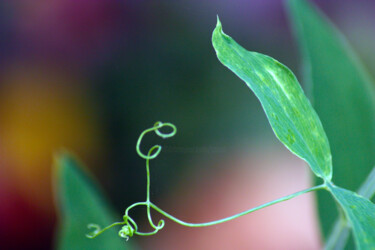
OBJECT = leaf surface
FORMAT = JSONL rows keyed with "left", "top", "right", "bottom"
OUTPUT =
{"left": 54, "top": 152, "right": 134, "bottom": 250}
{"left": 326, "top": 166, "right": 375, "bottom": 249}
{"left": 212, "top": 18, "right": 332, "bottom": 180}
{"left": 287, "top": 0, "right": 375, "bottom": 238}
{"left": 328, "top": 184, "right": 375, "bottom": 249}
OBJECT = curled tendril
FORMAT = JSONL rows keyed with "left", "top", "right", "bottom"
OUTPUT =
{"left": 86, "top": 224, "right": 101, "bottom": 238}
{"left": 87, "top": 121, "right": 176, "bottom": 241}
{"left": 87, "top": 120, "right": 326, "bottom": 242}
{"left": 118, "top": 221, "right": 135, "bottom": 241}
{"left": 86, "top": 221, "right": 126, "bottom": 239}
{"left": 136, "top": 121, "right": 177, "bottom": 160}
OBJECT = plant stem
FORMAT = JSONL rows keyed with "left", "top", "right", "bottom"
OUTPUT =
{"left": 357, "top": 165, "right": 375, "bottom": 199}
{"left": 324, "top": 217, "right": 350, "bottom": 250}
{"left": 126, "top": 122, "right": 329, "bottom": 237}
{"left": 149, "top": 184, "right": 326, "bottom": 227}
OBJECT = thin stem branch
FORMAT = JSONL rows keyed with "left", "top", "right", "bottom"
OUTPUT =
{"left": 324, "top": 217, "right": 350, "bottom": 250}
{"left": 87, "top": 122, "right": 329, "bottom": 241}
{"left": 149, "top": 184, "right": 326, "bottom": 227}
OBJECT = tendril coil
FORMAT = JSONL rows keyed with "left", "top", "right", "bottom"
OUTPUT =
{"left": 87, "top": 121, "right": 177, "bottom": 240}
{"left": 87, "top": 121, "right": 325, "bottom": 241}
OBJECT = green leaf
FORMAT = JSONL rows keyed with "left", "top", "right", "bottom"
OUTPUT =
{"left": 212, "top": 18, "right": 332, "bottom": 181}
{"left": 326, "top": 166, "right": 375, "bottom": 249}
{"left": 54, "top": 151, "right": 134, "bottom": 250}
{"left": 286, "top": 0, "right": 375, "bottom": 239}
{"left": 328, "top": 184, "right": 375, "bottom": 249}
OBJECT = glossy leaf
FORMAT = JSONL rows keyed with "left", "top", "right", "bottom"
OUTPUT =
{"left": 287, "top": 0, "right": 375, "bottom": 238}
{"left": 212, "top": 18, "right": 332, "bottom": 181}
{"left": 54, "top": 152, "right": 134, "bottom": 250}
{"left": 328, "top": 184, "right": 375, "bottom": 249}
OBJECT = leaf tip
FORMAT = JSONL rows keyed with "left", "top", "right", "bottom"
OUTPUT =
{"left": 215, "top": 15, "right": 223, "bottom": 33}
{"left": 216, "top": 15, "right": 221, "bottom": 27}
{"left": 53, "top": 148, "right": 74, "bottom": 169}
{"left": 212, "top": 15, "right": 224, "bottom": 50}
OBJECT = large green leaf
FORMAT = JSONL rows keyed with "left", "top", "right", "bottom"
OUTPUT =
{"left": 286, "top": 0, "right": 375, "bottom": 239}
{"left": 212, "top": 18, "right": 332, "bottom": 181}
{"left": 328, "top": 184, "right": 375, "bottom": 249}
{"left": 54, "top": 152, "right": 134, "bottom": 250}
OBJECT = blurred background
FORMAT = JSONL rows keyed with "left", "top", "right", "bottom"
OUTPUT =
{"left": 0, "top": 0, "right": 374, "bottom": 249}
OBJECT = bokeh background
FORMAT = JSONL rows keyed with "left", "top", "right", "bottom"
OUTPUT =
{"left": 1, "top": 0, "right": 375, "bottom": 249}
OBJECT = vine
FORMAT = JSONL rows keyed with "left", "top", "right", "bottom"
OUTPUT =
{"left": 87, "top": 121, "right": 326, "bottom": 241}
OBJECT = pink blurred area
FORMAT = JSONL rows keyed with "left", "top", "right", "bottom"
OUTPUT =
{"left": 140, "top": 148, "right": 322, "bottom": 250}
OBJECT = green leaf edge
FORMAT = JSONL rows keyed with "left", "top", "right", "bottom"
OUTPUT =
{"left": 212, "top": 17, "right": 375, "bottom": 249}
{"left": 212, "top": 17, "right": 332, "bottom": 181}
{"left": 52, "top": 150, "right": 131, "bottom": 250}
{"left": 327, "top": 183, "right": 375, "bottom": 249}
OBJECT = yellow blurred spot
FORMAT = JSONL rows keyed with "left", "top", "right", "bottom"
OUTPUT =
{"left": 0, "top": 64, "right": 103, "bottom": 215}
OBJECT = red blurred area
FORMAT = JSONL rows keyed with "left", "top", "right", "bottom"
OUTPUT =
{"left": 0, "top": 176, "right": 53, "bottom": 249}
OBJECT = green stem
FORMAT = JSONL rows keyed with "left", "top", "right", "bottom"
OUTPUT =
{"left": 149, "top": 184, "right": 326, "bottom": 227}
{"left": 87, "top": 122, "right": 328, "bottom": 241}
{"left": 145, "top": 154, "right": 163, "bottom": 230}
{"left": 324, "top": 216, "right": 350, "bottom": 250}
{"left": 86, "top": 221, "right": 126, "bottom": 238}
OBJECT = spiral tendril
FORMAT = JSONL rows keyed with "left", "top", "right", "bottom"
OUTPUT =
{"left": 136, "top": 121, "right": 176, "bottom": 160}
{"left": 87, "top": 121, "right": 176, "bottom": 240}
{"left": 87, "top": 121, "right": 325, "bottom": 241}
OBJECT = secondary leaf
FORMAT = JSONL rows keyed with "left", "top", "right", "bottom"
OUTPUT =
{"left": 212, "top": 18, "right": 332, "bottom": 181}
{"left": 54, "top": 152, "right": 134, "bottom": 250}
{"left": 326, "top": 166, "right": 375, "bottom": 249}
{"left": 328, "top": 184, "right": 375, "bottom": 249}
{"left": 287, "top": 0, "right": 375, "bottom": 239}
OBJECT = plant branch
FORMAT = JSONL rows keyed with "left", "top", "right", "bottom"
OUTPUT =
{"left": 149, "top": 184, "right": 326, "bottom": 227}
